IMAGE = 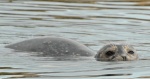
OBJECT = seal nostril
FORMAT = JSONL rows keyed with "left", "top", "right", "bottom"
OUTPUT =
{"left": 122, "top": 56, "right": 127, "bottom": 61}
{"left": 105, "top": 51, "right": 115, "bottom": 57}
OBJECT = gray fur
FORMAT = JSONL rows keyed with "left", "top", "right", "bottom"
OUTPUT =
{"left": 5, "top": 37, "right": 95, "bottom": 57}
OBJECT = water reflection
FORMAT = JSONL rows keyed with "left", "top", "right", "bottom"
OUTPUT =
{"left": 102, "top": 66, "right": 133, "bottom": 70}
{"left": 40, "top": 73, "right": 131, "bottom": 78}
{"left": 36, "top": 0, "right": 96, "bottom": 3}
{"left": 3, "top": 0, "right": 150, "bottom": 6}
{"left": 0, "top": 67, "right": 18, "bottom": 69}
{"left": 0, "top": 72, "right": 39, "bottom": 78}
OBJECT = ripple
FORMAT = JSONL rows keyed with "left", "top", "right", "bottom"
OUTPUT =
{"left": 39, "top": 73, "right": 131, "bottom": 78}
{"left": 138, "top": 76, "right": 150, "bottom": 78}
{"left": 0, "top": 72, "right": 39, "bottom": 78}
{"left": 0, "top": 67, "right": 19, "bottom": 69}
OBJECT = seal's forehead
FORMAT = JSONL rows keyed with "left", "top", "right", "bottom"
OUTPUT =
{"left": 105, "top": 44, "right": 133, "bottom": 48}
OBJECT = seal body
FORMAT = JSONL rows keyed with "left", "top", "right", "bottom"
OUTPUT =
{"left": 5, "top": 37, "right": 95, "bottom": 57}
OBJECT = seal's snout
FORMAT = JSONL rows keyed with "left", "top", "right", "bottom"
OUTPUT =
{"left": 122, "top": 56, "right": 127, "bottom": 61}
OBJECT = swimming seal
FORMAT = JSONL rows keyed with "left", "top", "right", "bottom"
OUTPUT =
{"left": 5, "top": 37, "right": 138, "bottom": 61}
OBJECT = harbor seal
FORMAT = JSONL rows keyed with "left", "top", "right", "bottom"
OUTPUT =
{"left": 5, "top": 37, "right": 138, "bottom": 61}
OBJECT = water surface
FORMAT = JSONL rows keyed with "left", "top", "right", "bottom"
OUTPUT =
{"left": 0, "top": 0, "right": 150, "bottom": 78}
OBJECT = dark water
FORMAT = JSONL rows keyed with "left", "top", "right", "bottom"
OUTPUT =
{"left": 0, "top": 0, "right": 150, "bottom": 78}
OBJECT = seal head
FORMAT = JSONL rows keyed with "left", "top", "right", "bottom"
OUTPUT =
{"left": 95, "top": 44, "right": 138, "bottom": 61}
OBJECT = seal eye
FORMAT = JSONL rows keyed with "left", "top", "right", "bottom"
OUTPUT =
{"left": 105, "top": 51, "right": 115, "bottom": 56}
{"left": 128, "top": 51, "right": 134, "bottom": 54}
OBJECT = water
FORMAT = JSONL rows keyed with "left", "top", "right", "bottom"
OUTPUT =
{"left": 0, "top": 0, "right": 150, "bottom": 78}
